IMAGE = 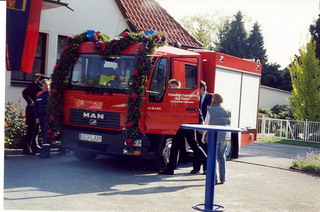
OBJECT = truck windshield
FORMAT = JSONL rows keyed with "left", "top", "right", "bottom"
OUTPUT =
{"left": 71, "top": 54, "right": 135, "bottom": 90}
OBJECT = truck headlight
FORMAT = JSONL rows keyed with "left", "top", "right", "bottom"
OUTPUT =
{"left": 124, "top": 139, "right": 143, "bottom": 147}
{"left": 133, "top": 139, "right": 142, "bottom": 147}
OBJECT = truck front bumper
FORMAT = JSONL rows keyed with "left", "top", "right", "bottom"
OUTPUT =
{"left": 61, "top": 126, "right": 150, "bottom": 158}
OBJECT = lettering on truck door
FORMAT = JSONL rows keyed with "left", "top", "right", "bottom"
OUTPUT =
{"left": 145, "top": 57, "right": 200, "bottom": 135}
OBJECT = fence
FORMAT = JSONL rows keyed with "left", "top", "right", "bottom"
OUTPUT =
{"left": 258, "top": 117, "right": 320, "bottom": 143}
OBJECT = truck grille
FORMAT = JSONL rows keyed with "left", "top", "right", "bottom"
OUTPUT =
{"left": 69, "top": 109, "right": 120, "bottom": 129}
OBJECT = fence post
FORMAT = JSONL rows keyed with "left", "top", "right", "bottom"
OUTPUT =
{"left": 304, "top": 119, "right": 308, "bottom": 142}
{"left": 285, "top": 120, "right": 289, "bottom": 139}
{"left": 261, "top": 116, "right": 266, "bottom": 137}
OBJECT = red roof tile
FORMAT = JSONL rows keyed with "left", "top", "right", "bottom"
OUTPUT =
{"left": 115, "top": 0, "right": 203, "bottom": 48}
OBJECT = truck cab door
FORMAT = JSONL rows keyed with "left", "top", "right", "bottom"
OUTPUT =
{"left": 144, "top": 57, "right": 200, "bottom": 135}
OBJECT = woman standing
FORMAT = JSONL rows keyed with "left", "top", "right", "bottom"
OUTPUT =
{"left": 203, "top": 93, "right": 231, "bottom": 184}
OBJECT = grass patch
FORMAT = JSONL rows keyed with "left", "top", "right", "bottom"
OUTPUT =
{"left": 258, "top": 137, "right": 320, "bottom": 148}
{"left": 292, "top": 151, "right": 320, "bottom": 174}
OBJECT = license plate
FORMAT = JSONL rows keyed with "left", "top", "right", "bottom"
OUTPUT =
{"left": 79, "top": 133, "right": 102, "bottom": 142}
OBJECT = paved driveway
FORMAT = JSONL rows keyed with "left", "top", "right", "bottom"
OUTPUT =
{"left": 3, "top": 142, "right": 320, "bottom": 212}
{"left": 238, "top": 141, "right": 320, "bottom": 168}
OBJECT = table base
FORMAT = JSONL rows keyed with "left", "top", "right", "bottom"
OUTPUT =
{"left": 192, "top": 203, "right": 225, "bottom": 212}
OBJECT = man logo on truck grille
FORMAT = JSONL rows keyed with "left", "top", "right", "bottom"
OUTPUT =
{"left": 83, "top": 112, "right": 104, "bottom": 119}
{"left": 90, "top": 119, "right": 97, "bottom": 125}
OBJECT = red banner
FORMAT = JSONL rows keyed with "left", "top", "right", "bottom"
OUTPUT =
{"left": 6, "top": 0, "right": 43, "bottom": 73}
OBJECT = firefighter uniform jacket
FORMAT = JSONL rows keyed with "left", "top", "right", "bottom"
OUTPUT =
{"left": 33, "top": 91, "right": 49, "bottom": 120}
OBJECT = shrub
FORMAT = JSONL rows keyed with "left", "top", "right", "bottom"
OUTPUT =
{"left": 292, "top": 151, "right": 320, "bottom": 173}
{"left": 308, "top": 133, "right": 320, "bottom": 142}
{"left": 5, "top": 99, "right": 26, "bottom": 149}
{"left": 274, "top": 129, "right": 287, "bottom": 137}
{"left": 259, "top": 105, "right": 293, "bottom": 120}
{"left": 271, "top": 105, "right": 293, "bottom": 119}
{"left": 258, "top": 108, "right": 274, "bottom": 118}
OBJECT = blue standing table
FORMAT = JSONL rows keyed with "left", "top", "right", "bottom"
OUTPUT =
{"left": 181, "top": 124, "right": 246, "bottom": 212}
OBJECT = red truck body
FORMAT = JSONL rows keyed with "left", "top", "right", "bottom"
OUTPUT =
{"left": 61, "top": 41, "right": 261, "bottom": 162}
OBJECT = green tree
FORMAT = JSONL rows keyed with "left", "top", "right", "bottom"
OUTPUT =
{"left": 288, "top": 41, "right": 320, "bottom": 121}
{"left": 261, "top": 62, "right": 281, "bottom": 88}
{"left": 215, "top": 11, "right": 248, "bottom": 58}
{"left": 214, "top": 18, "right": 230, "bottom": 52}
{"left": 180, "top": 14, "right": 218, "bottom": 49}
{"left": 261, "top": 66, "right": 292, "bottom": 91}
{"left": 309, "top": 13, "right": 320, "bottom": 59}
{"left": 247, "top": 22, "right": 267, "bottom": 64}
{"left": 278, "top": 68, "right": 292, "bottom": 91}
{"left": 182, "top": 11, "right": 292, "bottom": 91}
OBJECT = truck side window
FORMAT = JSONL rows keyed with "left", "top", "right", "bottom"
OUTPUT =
{"left": 149, "top": 58, "right": 167, "bottom": 102}
{"left": 170, "top": 57, "right": 198, "bottom": 89}
{"left": 185, "top": 64, "right": 197, "bottom": 89}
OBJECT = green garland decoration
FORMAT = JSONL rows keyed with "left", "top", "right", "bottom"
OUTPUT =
{"left": 46, "top": 30, "right": 167, "bottom": 154}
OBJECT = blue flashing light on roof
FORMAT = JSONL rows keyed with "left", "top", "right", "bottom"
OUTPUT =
{"left": 145, "top": 30, "right": 156, "bottom": 36}
{"left": 86, "top": 30, "right": 95, "bottom": 40}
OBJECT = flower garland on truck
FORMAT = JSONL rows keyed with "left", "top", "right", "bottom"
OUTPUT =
{"left": 46, "top": 30, "right": 167, "bottom": 154}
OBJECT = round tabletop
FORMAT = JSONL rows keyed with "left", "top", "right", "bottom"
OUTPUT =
{"left": 181, "top": 124, "right": 246, "bottom": 133}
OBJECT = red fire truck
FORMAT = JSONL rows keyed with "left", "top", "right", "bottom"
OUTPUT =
{"left": 60, "top": 37, "right": 261, "bottom": 167}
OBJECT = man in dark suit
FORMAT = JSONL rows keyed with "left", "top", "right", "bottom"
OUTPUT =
{"left": 21, "top": 73, "right": 48, "bottom": 155}
{"left": 190, "top": 80, "right": 213, "bottom": 174}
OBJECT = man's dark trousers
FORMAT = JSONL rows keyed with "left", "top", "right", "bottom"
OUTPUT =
{"left": 167, "top": 128, "right": 207, "bottom": 171}
{"left": 22, "top": 105, "right": 40, "bottom": 152}
{"left": 192, "top": 131, "right": 207, "bottom": 172}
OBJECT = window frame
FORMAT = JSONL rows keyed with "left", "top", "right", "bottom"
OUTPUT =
{"left": 57, "top": 34, "right": 68, "bottom": 60}
{"left": 10, "top": 32, "right": 47, "bottom": 86}
{"left": 148, "top": 57, "right": 168, "bottom": 103}
{"left": 168, "top": 57, "right": 199, "bottom": 90}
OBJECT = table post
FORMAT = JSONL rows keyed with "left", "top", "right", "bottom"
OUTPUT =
{"left": 205, "top": 131, "right": 218, "bottom": 210}
{"left": 181, "top": 124, "right": 245, "bottom": 212}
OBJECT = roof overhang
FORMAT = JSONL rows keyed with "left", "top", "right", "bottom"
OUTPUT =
{"left": 42, "top": 0, "right": 73, "bottom": 11}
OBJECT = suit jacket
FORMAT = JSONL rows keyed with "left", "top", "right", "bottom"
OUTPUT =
{"left": 199, "top": 92, "right": 213, "bottom": 123}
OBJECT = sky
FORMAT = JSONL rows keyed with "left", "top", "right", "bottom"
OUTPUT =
{"left": 157, "top": 0, "right": 320, "bottom": 69}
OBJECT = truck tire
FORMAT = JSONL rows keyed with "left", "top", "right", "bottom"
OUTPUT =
{"left": 153, "top": 137, "right": 171, "bottom": 171}
{"left": 73, "top": 150, "right": 98, "bottom": 161}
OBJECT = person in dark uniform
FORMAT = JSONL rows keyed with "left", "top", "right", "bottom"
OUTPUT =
{"left": 34, "top": 79, "right": 51, "bottom": 158}
{"left": 158, "top": 80, "right": 207, "bottom": 175}
{"left": 190, "top": 80, "right": 213, "bottom": 174}
{"left": 21, "top": 73, "right": 48, "bottom": 155}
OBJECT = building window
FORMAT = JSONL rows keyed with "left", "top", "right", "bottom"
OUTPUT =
{"left": 57, "top": 35, "right": 68, "bottom": 59}
{"left": 10, "top": 33, "right": 47, "bottom": 86}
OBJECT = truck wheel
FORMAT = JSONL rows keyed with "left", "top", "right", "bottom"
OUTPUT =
{"left": 153, "top": 137, "right": 172, "bottom": 171}
{"left": 73, "top": 150, "right": 98, "bottom": 161}
{"left": 225, "top": 140, "right": 233, "bottom": 161}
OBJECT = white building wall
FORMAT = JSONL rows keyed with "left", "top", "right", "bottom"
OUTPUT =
{"left": 5, "top": 0, "right": 128, "bottom": 107}
{"left": 259, "top": 85, "right": 292, "bottom": 109}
